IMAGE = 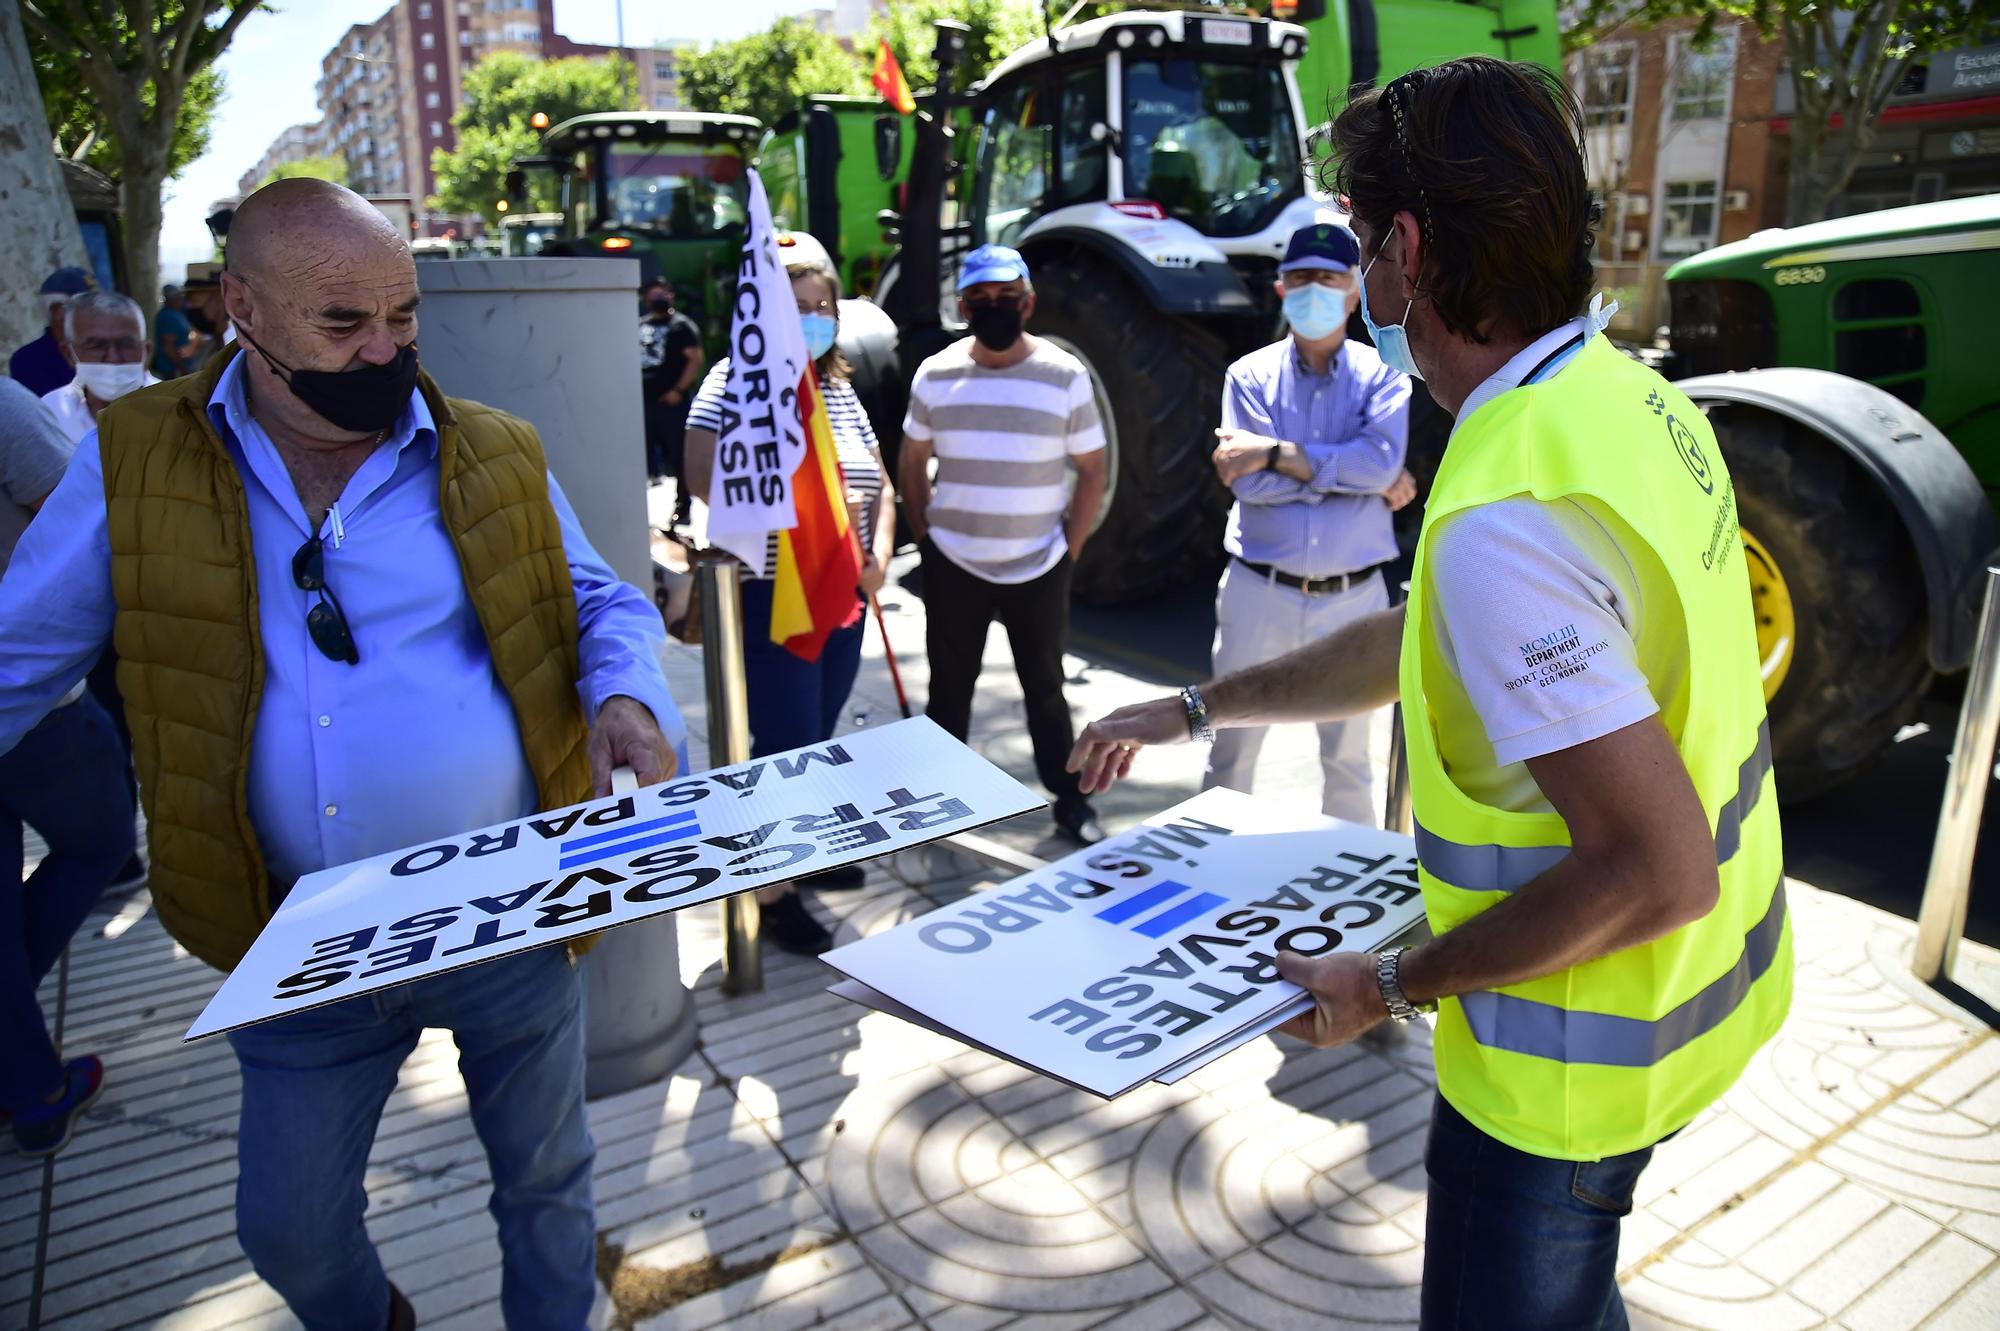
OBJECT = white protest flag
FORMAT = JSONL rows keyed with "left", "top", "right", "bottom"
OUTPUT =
{"left": 823, "top": 787, "right": 1428, "bottom": 1099}
{"left": 185, "top": 717, "right": 1041, "bottom": 1042}
{"left": 706, "top": 168, "right": 810, "bottom": 576}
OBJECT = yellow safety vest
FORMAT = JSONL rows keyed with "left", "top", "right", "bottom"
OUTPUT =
{"left": 1401, "top": 334, "right": 1792, "bottom": 1161}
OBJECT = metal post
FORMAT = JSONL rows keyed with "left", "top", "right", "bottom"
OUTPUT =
{"left": 700, "top": 561, "right": 761, "bottom": 994}
{"left": 1914, "top": 566, "right": 2000, "bottom": 983}
{"left": 1383, "top": 580, "right": 1414, "bottom": 836}
{"left": 1383, "top": 701, "right": 1413, "bottom": 835}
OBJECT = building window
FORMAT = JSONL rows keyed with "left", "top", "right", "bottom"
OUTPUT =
{"left": 1659, "top": 180, "right": 1720, "bottom": 256}
{"left": 424, "top": 61, "right": 437, "bottom": 81}
{"left": 654, "top": 59, "right": 672, "bottom": 80}
{"left": 417, "top": 2, "right": 431, "bottom": 16}
{"left": 420, "top": 31, "right": 435, "bottom": 49}
{"left": 430, "top": 120, "right": 445, "bottom": 138}
{"left": 425, "top": 91, "right": 440, "bottom": 108}
{"left": 1578, "top": 43, "right": 1635, "bottom": 128}
{"left": 1670, "top": 29, "right": 1736, "bottom": 122}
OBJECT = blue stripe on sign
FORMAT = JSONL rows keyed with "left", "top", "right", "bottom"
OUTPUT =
{"left": 559, "top": 824, "right": 704, "bottom": 869}
{"left": 1132, "top": 891, "right": 1229, "bottom": 939}
{"left": 1095, "top": 879, "right": 1195, "bottom": 925}
{"left": 561, "top": 812, "right": 699, "bottom": 855}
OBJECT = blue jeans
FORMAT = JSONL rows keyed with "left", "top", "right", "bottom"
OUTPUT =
{"left": 0, "top": 697, "right": 135, "bottom": 1112}
{"left": 1421, "top": 1093, "right": 1656, "bottom": 1330}
{"left": 739, "top": 575, "right": 866, "bottom": 758}
{"left": 227, "top": 944, "right": 595, "bottom": 1330}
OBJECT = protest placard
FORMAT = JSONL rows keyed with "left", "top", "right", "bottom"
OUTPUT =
{"left": 822, "top": 787, "right": 1427, "bottom": 1098}
{"left": 186, "top": 717, "right": 1040, "bottom": 1042}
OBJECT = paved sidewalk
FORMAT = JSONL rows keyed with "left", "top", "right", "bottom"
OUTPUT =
{"left": 6, "top": 561, "right": 1999, "bottom": 1329}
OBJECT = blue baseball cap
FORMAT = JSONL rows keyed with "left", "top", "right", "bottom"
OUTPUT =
{"left": 957, "top": 244, "right": 1030, "bottom": 291}
{"left": 39, "top": 266, "right": 93, "bottom": 298}
{"left": 1278, "top": 223, "right": 1360, "bottom": 275}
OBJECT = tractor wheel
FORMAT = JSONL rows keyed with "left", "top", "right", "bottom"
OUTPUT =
{"left": 1719, "top": 406, "right": 1933, "bottom": 802}
{"left": 1030, "top": 258, "right": 1233, "bottom": 604}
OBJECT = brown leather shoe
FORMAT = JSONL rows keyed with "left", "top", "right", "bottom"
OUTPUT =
{"left": 386, "top": 1283, "right": 416, "bottom": 1331}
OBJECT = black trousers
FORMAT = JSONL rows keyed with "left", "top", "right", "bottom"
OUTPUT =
{"left": 920, "top": 537, "right": 1087, "bottom": 809}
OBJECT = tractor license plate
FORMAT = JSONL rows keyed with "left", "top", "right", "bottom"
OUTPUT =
{"left": 1202, "top": 19, "right": 1253, "bottom": 46}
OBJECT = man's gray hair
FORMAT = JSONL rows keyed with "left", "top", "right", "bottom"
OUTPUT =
{"left": 64, "top": 290, "right": 146, "bottom": 341}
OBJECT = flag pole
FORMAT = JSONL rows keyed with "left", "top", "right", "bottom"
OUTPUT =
{"left": 870, "top": 593, "right": 913, "bottom": 719}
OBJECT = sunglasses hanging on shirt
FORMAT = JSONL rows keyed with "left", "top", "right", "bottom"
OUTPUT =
{"left": 292, "top": 532, "right": 359, "bottom": 665}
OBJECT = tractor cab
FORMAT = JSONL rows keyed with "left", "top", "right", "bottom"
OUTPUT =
{"left": 509, "top": 111, "right": 762, "bottom": 353}
{"left": 966, "top": 10, "right": 1318, "bottom": 325}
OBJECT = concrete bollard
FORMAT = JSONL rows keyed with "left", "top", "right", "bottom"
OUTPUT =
{"left": 418, "top": 256, "right": 698, "bottom": 1098}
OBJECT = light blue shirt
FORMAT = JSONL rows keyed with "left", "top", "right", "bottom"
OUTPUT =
{"left": 0, "top": 356, "right": 686, "bottom": 888}
{"left": 1221, "top": 337, "right": 1411, "bottom": 578}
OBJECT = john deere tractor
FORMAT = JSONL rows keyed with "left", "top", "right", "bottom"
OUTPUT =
{"left": 507, "top": 111, "right": 762, "bottom": 356}
{"left": 1664, "top": 194, "right": 2000, "bottom": 798}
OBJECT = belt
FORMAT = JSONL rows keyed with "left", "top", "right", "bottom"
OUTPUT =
{"left": 1232, "top": 555, "right": 1388, "bottom": 597}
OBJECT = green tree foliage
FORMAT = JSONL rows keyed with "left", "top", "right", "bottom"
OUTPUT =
{"left": 428, "top": 51, "right": 634, "bottom": 226}
{"left": 22, "top": 1, "right": 264, "bottom": 313}
{"left": 676, "top": 17, "right": 871, "bottom": 130}
{"left": 37, "top": 62, "right": 224, "bottom": 184}
{"left": 262, "top": 155, "right": 350, "bottom": 189}
{"left": 1568, "top": 2, "right": 1984, "bottom": 224}
{"left": 866, "top": 0, "right": 1046, "bottom": 95}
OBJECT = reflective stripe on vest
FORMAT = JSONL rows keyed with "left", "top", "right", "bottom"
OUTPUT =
{"left": 1459, "top": 875, "right": 1786, "bottom": 1067}
{"left": 1413, "top": 718, "right": 1774, "bottom": 893}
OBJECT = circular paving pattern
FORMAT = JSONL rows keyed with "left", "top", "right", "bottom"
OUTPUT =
{"left": 1128, "top": 1042, "right": 1430, "bottom": 1328}
{"left": 826, "top": 1065, "right": 1177, "bottom": 1313}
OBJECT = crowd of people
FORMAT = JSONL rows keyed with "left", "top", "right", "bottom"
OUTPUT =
{"left": 2, "top": 55, "right": 1785, "bottom": 1331}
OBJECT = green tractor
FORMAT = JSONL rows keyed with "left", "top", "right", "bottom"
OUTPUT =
{"left": 853, "top": 2, "right": 1563, "bottom": 603}
{"left": 506, "top": 111, "right": 762, "bottom": 355}
{"left": 497, "top": 211, "right": 565, "bottom": 256}
{"left": 759, "top": 94, "right": 917, "bottom": 300}
{"left": 1664, "top": 194, "right": 2000, "bottom": 798}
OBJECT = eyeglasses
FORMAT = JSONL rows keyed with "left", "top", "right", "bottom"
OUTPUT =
{"left": 795, "top": 297, "right": 834, "bottom": 315}
{"left": 1383, "top": 71, "right": 1437, "bottom": 248}
{"left": 292, "top": 533, "right": 359, "bottom": 665}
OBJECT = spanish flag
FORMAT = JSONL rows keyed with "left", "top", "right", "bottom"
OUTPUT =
{"left": 767, "top": 369, "right": 864, "bottom": 661}
{"left": 872, "top": 39, "right": 915, "bottom": 115}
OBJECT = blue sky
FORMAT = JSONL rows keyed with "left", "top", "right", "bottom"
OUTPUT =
{"left": 159, "top": 0, "right": 798, "bottom": 280}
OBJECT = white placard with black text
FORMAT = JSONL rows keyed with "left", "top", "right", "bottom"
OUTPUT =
{"left": 187, "top": 717, "right": 1040, "bottom": 1041}
{"left": 824, "top": 787, "right": 1426, "bottom": 1098}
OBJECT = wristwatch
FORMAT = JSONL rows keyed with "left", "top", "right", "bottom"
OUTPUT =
{"left": 1265, "top": 442, "right": 1282, "bottom": 471}
{"left": 1179, "top": 684, "right": 1214, "bottom": 744}
{"left": 1375, "top": 947, "right": 1432, "bottom": 1024}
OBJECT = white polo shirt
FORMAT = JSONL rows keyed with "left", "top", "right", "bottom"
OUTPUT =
{"left": 40, "top": 374, "right": 161, "bottom": 445}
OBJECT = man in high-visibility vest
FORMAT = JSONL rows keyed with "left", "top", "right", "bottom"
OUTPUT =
{"left": 1068, "top": 56, "right": 1791, "bottom": 1328}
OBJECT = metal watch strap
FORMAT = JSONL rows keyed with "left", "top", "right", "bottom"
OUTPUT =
{"left": 1376, "top": 946, "right": 1424, "bottom": 1024}
{"left": 1179, "top": 685, "right": 1214, "bottom": 744}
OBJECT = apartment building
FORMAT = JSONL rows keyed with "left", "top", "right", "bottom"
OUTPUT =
{"left": 1570, "top": 17, "right": 1784, "bottom": 336}
{"left": 236, "top": 122, "right": 327, "bottom": 196}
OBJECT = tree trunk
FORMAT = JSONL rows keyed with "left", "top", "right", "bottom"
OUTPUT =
{"left": 0, "top": 0, "right": 89, "bottom": 353}
{"left": 120, "top": 150, "right": 168, "bottom": 336}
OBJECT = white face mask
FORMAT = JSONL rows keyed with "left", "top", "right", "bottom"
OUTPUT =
{"left": 72, "top": 360, "right": 149, "bottom": 402}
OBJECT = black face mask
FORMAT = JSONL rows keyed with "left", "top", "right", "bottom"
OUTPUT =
{"left": 241, "top": 331, "right": 420, "bottom": 434}
{"left": 646, "top": 296, "right": 674, "bottom": 315}
{"left": 967, "top": 303, "right": 1024, "bottom": 352}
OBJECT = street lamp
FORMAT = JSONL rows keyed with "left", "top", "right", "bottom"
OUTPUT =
{"left": 530, "top": 111, "right": 550, "bottom": 130}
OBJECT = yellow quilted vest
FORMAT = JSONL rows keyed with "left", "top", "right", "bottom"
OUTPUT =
{"left": 97, "top": 346, "right": 593, "bottom": 971}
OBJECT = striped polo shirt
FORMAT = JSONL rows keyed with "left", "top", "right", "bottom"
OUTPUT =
{"left": 902, "top": 337, "right": 1105, "bottom": 584}
{"left": 687, "top": 359, "right": 883, "bottom": 579}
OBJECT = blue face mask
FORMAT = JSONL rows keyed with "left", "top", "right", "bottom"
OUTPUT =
{"left": 1281, "top": 282, "right": 1350, "bottom": 341}
{"left": 800, "top": 312, "right": 837, "bottom": 361}
{"left": 1358, "top": 237, "right": 1423, "bottom": 381}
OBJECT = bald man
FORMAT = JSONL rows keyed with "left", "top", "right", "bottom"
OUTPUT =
{"left": 0, "top": 178, "right": 689, "bottom": 1330}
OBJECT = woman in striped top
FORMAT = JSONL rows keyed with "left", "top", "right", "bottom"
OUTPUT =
{"left": 683, "top": 241, "right": 898, "bottom": 954}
